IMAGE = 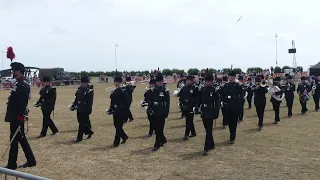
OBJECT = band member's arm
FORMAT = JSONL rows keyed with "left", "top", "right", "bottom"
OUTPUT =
{"left": 15, "top": 83, "right": 30, "bottom": 121}
{"left": 122, "top": 91, "right": 130, "bottom": 112}
{"left": 213, "top": 90, "right": 220, "bottom": 119}
{"left": 87, "top": 90, "right": 94, "bottom": 114}
{"left": 164, "top": 90, "right": 170, "bottom": 117}
{"left": 51, "top": 88, "right": 57, "bottom": 110}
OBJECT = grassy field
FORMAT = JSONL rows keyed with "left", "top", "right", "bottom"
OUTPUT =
{"left": 0, "top": 82, "right": 320, "bottom": 180}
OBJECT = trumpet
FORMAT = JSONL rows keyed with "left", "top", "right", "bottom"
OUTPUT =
{"left": 125, "top": 81, "right": 136, "bottom": 86}
{"left": 68, "top": 100, "right": 77, "bottom": 111}
{"left": 33, "top": 101, "right": 41, "bottom": 107}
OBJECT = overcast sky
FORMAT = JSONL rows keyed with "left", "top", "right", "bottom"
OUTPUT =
{"left": 0, "top": 0, "right": 319, "bottom": 72}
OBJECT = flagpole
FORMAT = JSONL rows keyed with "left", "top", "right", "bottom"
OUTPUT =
{"left": 115, "top": 43, "right": 118, "bottom": 72}
{"left": 1, "top": 50, "right": 4, "bottom": 71}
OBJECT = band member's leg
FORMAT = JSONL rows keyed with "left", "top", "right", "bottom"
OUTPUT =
{"left": 147, "top": 114, "right": 154, "bottom": 136}
{"left": 314, "top": 95, "right": 320, "bottom": 111}
{"left": 274, "top": 103, "right": 280, "bottom": 123}
{"left": 128, "top": 102, "right": 134, "bottom": 121}
{"left": 46, "top": 111, "right": 58, "bottom": 134}
{"left": 153, "top": 116, "right": 162, "bottom": 149}
{"left": 8, "top": 124, "right": 20, "bottom": 168}
{"left": 19, "top": 135, "right": 36, "bottom": 165}
{"left": 202, "top": 118, "right": 214, "bottom": 151}
{"left": 113, "top": 116, "right": 122, "bottom": 146}
{"left": 239, "top": 101, "right": 245, "bottom": 122}
{"left": 299, "top": 99, "right": 308, "bottom": 113}
{"left": 287, "top": 98, "right": 293, "bottom": 117}
{"left": 160, "top": 117, "right": 167, "bottom": 145}
{"left": 76, "top": 112, "right": 85, "bottom": 141}
{"left": 40, "top": 110, "right": 49, "bottom": 136}
{"left": 247, "top": 96, "right": 252, "bottom": 109}
{"left": 222, "top": 108, "right": 228, "bottom": 127}
{"left": 227, "top": 110, "right": 239, "bottom": 142}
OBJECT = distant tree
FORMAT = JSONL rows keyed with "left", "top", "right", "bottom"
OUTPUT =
{"left": 208, "top": 68, "right": 217, "bottom": 74}
{"left": 296, "top": 66, "right": 303, "bottom": 72}
{"left": 172, "top": 69, "right": 185, "bottom": 75}
{"left": 274, "top": 66, "right": 282, "bottom": 73}
{"left": 162, "top": 69, "right": 172, "bottom": 76}
{"left": 232, "top": 68, "right": 242, "bottom": 74}
{"left": 222, "top": 68, "right": 231, "bottom": 74}
{"left": 188, "top": 68, "right": 199, "bottom": 75}
{"left": 247, "top": 67, "right": 263, "bottom": 74}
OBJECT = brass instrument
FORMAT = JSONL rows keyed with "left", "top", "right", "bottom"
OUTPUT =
{"left": 299, "top": 89, "right": 310, "bottom": 103}
{"left": 312, "top": 85, "right": 316, "bottom": 95}
{"left": 265, "top": 80, "right": 285, "bottom": 101}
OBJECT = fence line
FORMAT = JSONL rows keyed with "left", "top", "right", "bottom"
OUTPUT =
{"left": 0, "top": 167, "right": 51, "bottom": 180}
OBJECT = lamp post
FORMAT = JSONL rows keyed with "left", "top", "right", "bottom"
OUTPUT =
{"left": 1, "top": 50, "right": 4, "bottom": 70}
{"left": 275, "top": 33, "right": 278, "bottom": 67}
{"left": 115, "top": 43, "right": 118, "bottom": 72}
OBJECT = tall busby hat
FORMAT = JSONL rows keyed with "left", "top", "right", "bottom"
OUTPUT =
{"left": 287, "top": 75, "right": 293, "bottom": 80}
{"left": 186, "top": 75, "right": 194, "bottom": 81}
{"left": 114, "top": 76, "right": 122, "bottom": 83}
{"left": 10, "top": 62, "right": 25, "bottom": 73}
{"left": 238, "top": 76, "right": 243, "bottom": 81}
{"left": 255, "top": 77, "right": 261, "bottom": 83}
{"left": 126, "top": 76, "right": 131, "bottom": 82}
{"left": 228, "top": 70, "right": 236, "bottom": 77}
{"left": 155, "top": 73, "right": 163, "bottom": 82}
{"left": 301, "top": 76, "right": 306, "bottom": 80}
{"left": 222, "top": 76, "right": 228, "bottom": 82}
{"left": 273, "top": 77, "right": 281, "bottom": 82}
{"left": 43, "top": 77, "right": 51, "bottom": 82}
{"left": 149, "top": 79, "right": 156, "bottom": 84}
{"left": 205, "top": 74, "right": 214, "bottom": 81}
{"left": 81, "top": 76, "right": 89, "bottom": 83}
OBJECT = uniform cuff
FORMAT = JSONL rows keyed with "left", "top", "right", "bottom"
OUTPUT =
{"left": 17, "top": 116, "right": 24, "bottom": 121}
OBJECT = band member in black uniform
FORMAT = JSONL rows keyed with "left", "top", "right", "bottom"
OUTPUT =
{"left": 177, "top": 74, "right": 186, "bottom": 119}
{"left": 70, "top": 76, "right": 94, "bottom": 142}
{"left": 297, "top": 77, "right": 311, "bottom": 114}
{"left": 238, "top": 75, "right": 246, "bottom": 122}
{"left": 195, "top": 74, "right": 219, "bottom": 155}
{"left": 246, "top": 77, "right": 254, "bottom": 109}
{"left": 311, "top": 78, "right": 320, "bottom": 111}
{"left": 178, "top": 75, "right": 198, "bottom": 140}
{"left": 221, "top": 76, "right": 228, "bottom": 128}
{"left": 253, "top": 77, "right": 268, "bottom": 131}
{"left": 283, "top": 75, "right": 295, "bottom": 117}
{"left": 148, "top": 73, "right": 170, "bottom": 152}
{"left": 141, "top": 79, "right": 156, "bottom": 137}
{"left": 107, "top": 77, "right": 129, "bottom": 147}
{"left": 34, "top": 77, "right": 59, "bottom": 138}
{"left": 4, "top": 62, "right": 36, "bottom": 170}
{"left": 220, "top": 71, "right": 242, "bottom": 144}
{"left": 125, "top": 76, "right": 136, "bottom": 122}
{"left": 270, "top": 77, "right": 283, "bottom": 124}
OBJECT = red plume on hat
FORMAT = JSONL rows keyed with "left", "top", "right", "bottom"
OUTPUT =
{"left": 6, "top": 46, "right": 15, "bottom": 62}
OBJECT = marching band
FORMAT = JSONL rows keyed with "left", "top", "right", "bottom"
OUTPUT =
{"left": 3, "top": 62, "right": 320, "bottom": 170}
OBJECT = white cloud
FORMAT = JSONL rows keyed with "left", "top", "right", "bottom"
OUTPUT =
{"left": 0, "top": 0, "right": 319, "bottom": 72}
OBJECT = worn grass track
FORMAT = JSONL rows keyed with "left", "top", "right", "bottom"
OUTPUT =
{"left": 0, "top": 82, "right": 319, "bottom": 180}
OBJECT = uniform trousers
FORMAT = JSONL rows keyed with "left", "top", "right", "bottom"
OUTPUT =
{"left": 285, "top": 97, "right": 294, "bottom": 116}
{"left": 128, "top": 102, "right": 133, "bottom": 120}
{"left": 255, "top": 104, "right": 266, "bottom": 127}
{"left": 313, "top": 95, "right": 319, "bottom": 111}
{"left": 224, "top": 108, "right": 239, "bottom": 141}
{"left": 113, "top": 115, "right": 128, "bottom": 145}
{"left": 8, "top": 122, "right": 36, "bottom": 167}
{"left": 272, "top": 102, "right": 281, "bottom": 122}
{"left": 202, "top": 118, "right": 214, "bottom": 151}
{"left": 153, "top": 116, "right": 167, "bottom": 148}
{"left": 221, "top": 108, "right": 228, "bottom": 126}
{"left": 247, "top": 95, "right": 253, "bottom": 108}
{"left": 147, "top": 114, "right": 155, "bottom": 135}
{"left": 184, "top": 112, "right": 196, "bottom": 137}
{"left": 239, "top": 100, "right": 245, "bottom": 121}
{"left": 299, "top": 98, "right": 308, "bottom": 113}
{"left": 77, "top": 112, "right": 93, "bottom": 140}
{"left": 40, "top": 109, "right": 58, "bottom": 136}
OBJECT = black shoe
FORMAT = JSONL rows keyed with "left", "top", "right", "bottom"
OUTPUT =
{"left": 75, "top": 139, "right": 82, "bottom": 143}
{"left": 229, "top": 140, "right": 234, "bottom": 144}
{"left": 152, "top": 147, "right": 159, "bottom": 152}
{"left": 273, "top": 122, "right": 278, "bottom": 124}
{"left": 189, "top": 134, "right": 196, "bottom": 138}
{"left": 87, "top": 132, "right": 94, "bottom": 139}
{"left": 18, "top": 162, "right": 36, "bottom": 169}
{"left": 222, "top": 126, "right": 227, "bottom": 129}
{"left": 113, "top": 143, "right": 119, "bottom": 147}
{"left": 203, "top": 150, "right": 208, "bottom": 156}
{"left": 37, "top": 135, "right": 46, "bottom": 139}
{"left": 183, "top": 136, "right": 188, "bottom": 140}
{"left": 129, "top": 118, "right": 134, "bottom": 122}
{"left": 147, "top": 134, "right": 152, "bottom": 137}
{"left": 4, "top": 165, "right": 17, "bottom": 170}
{"left": 121, "top": 137, "right": 129, "bottom": 144}
{"left": 51, "top": 131, "right": 59, "bottom": 136}
{"left": 288, "top": 115, "right": 292, "bottom": 118}
{"left": 258, "top": 127, "right": 262, "bottom": 131}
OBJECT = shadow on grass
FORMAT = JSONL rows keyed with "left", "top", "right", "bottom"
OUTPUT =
{"left": 58, "top": 129, "right": 78, "bottom": 134}
{"left": 54, "top": 139, "right": 78, "bottom": 145}
{"left": 90, "top": 145, "right": 114, "bottom": 151}
{"left": 166, "top": 124, "right": 185, "bottom": 130}
{"left": 131, "top": 147, "right": 153, "bottom": 156}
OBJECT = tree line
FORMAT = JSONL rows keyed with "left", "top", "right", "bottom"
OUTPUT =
{"left": 70, "top": 66, "right": 304, "bottom": 77}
